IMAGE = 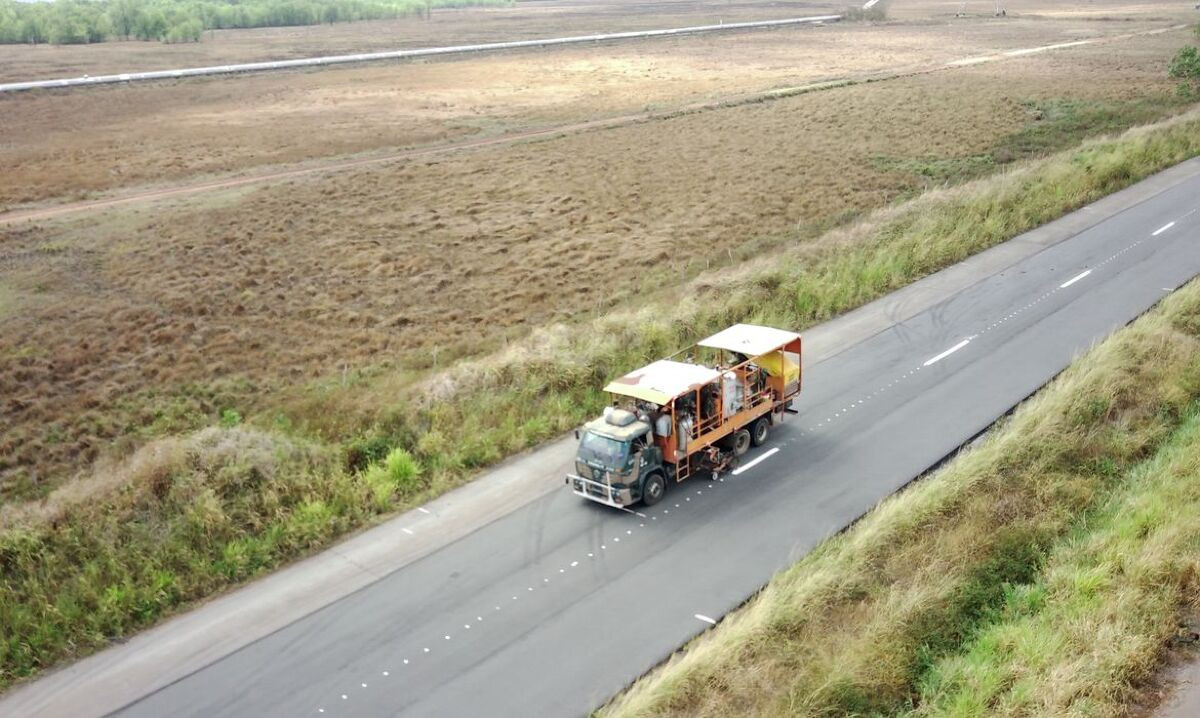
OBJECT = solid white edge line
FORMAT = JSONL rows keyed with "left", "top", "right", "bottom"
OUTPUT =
{"left": 1152, "top": 221, "right": 1176, "bottom": 236}
{"left": 732, "top": 447, "right": 780, "bottom": 475}
{"left": 1059, "top": 269, "right": 1092, "bottom": 289}
{"left": 922, "top": 338, "right": 971, "bottom": 367}
{"left": 694, "top": 614, "right": 717, "bottom": 625}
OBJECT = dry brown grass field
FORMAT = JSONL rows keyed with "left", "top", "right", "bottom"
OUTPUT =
{"left": 0, "top": 0, "right": 845, "bottom": 82}
{"left": 0, "top": 0, "right": 1181, "bottom": 83}
{"left": 0, "top": 0, "right": 1194, "bottom": 500}
{"left": 0, "top": 6, "right": 1184, "bottom": 210}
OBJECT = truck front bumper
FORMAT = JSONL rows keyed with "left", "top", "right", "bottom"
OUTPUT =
{"left": 566, "top": 474, "right": 634, "bottom": 509}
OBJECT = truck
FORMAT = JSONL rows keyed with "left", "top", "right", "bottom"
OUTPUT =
{"left": 566, "top": 323, "right": 802, "bottom": 508}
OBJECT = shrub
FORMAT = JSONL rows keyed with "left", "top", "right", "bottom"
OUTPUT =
{"left": 345, "top": 431, "right": 392, "bottom": 472}
{"left": 1170, "top": 44, "right": 1200, "bottom": 97}
{"left": 842, "top": 2, "right": 887, "bottom": 22}
{"left": 383, "top": 447, "right": 421, "bottom": 491}
{"left": 163, "top": 18, "right": 201, "bottom": 43}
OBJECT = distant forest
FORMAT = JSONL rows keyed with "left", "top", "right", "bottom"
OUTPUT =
{"left": 0, "top": 0, "right": 508, "bottom": 44}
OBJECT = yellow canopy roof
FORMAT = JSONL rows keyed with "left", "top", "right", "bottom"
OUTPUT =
{"left": 604, "top": 359, "right": 721, "bottom": 405}
{"left": 698, "top": 323, "right": 801, "bottom": 357}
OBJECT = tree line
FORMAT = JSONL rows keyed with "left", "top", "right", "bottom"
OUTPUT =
{"left": 0, "top": 0, "right": 506, "bottom": 45}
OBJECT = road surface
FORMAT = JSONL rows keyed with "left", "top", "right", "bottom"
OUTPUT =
{"left": 4, "top": 158, "right": 1199, "bottom": 717}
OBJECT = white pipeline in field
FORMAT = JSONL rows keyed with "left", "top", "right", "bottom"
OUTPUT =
{"left": 0, "top": 15, "right": 841, "bottom": 93}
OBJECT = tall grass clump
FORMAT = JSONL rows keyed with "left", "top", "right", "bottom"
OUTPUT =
{"left": 362, "top": 447, "right": 422, "bottom": 508}
{"left": 602, "top": 279, "right": 1200, "bottom": 717}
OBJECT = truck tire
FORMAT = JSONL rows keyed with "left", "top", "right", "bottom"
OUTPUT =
{"left": 733, "top": 429, "right": 751, "bottom": 457}
{"left": 751, "top": 417, "right": 770, "bottom": 447}
{"left": 641, "top": 472, "right": 665, "bottom": 507}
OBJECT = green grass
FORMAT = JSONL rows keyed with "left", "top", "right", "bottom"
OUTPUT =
{"left": 602, "top": 269, "right": 1200, "bottom": 718}
{"left": 999, "top": 98, "right": 1183, "bottom": 161}
{"left": 872, "top": 153, "right": 997, "bottom": 186}
{"left": 873, "top": 97, "right": 1189, "bottom": 192}
{"left": 912, "top": 412, "right": 1200, "bottom": 717}
{"left": 3, "top": 108, "right": 1200, "bottom": 693}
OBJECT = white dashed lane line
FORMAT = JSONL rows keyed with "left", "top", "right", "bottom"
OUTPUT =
{"left": 732, "top": 447, "right": 779, "bottom": 476}
{"left": 922, "top": 337, "right": 972, "bottom": 367}
{"left": 1059, "top": 269, "right": 1092, "bottom": 289}
{"left": 802, "top": 217, "right": 1174, "bottom": 431}
{"left": 1152, "top": 221, "right": 1175, "bottom": 236}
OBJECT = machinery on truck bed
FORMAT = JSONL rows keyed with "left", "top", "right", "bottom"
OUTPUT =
{"left": 567, "top": 324, "right": 802, "bottom": 508}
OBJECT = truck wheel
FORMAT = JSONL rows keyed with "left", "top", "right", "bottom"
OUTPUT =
{"left": 733, "top": 429, "right": 751, "bottom": 457}
{"left": 751, "top": 418, "right": 770, "bottom": 447}
{"left": 641, "top": 472, "right": 665, "bottom": 507}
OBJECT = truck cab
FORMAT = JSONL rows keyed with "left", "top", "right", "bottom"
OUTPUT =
{"left": 568, "top": 408, "right": 665, "bottom": 508}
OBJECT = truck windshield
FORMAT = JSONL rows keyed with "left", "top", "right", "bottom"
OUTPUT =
{"left": 578, "top": 432, "right": 629, "bottom": 469}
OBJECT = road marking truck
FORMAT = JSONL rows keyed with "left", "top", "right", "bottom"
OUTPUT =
{"left": 567, "top": 323, "right": 802, "bottom": 508}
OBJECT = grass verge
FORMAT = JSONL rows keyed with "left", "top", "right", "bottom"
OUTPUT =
{"left": 602, "top": 273, "right": 1200, "bottom": 718}
{"left": 3, "top": 108, "right": 1200, "bottom": 692}
{"left": 912, "top": 411, "right": 1200, "bottom": 717}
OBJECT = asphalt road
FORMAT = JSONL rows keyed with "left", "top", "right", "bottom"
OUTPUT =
{"left": 86, "top": 161, "right": 1198, "bottom": 717}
